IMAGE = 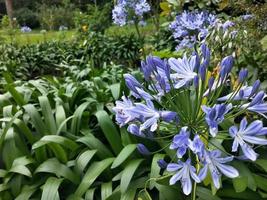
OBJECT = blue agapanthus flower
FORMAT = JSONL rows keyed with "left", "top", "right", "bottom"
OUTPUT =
{"left": 59, "top": 25, "right": 68, "bottom": 31}
{"left": 21, "top": 26, "right": 32, "bottom": 33}
{"left": 229, "top": 117, "right": 267, "bottom": 161}
{"left": 167, "top": 159, "right": 200, "bottom": 195}
{"left": 113, "top": 43, "right": 267, "bottom": 195}
{"left": 112, "top": 0, "right": 150, "bottom": 26}
{"left": 198, "top": 150, "right": 239, "bottom": 189}
{"left": 170, "top": 11, "right": 217, "bottom": 50}
{"left": 202, "top": 103, "right": 232, "bottom": 137}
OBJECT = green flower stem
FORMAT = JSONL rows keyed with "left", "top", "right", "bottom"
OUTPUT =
{"left": 192, "top": 155, "right": 200, "bottom": 200}
{"left": 134, "top": 21, "right": 146, "bottom": 60}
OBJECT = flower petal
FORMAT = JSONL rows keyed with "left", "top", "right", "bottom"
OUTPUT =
{"left": 198, "top": 165, "right": 208, "bottom": 181}
{"left": 182, "top": 177, "right": 192, "bottom": 195}
{"left": 242, "top": 135, "right": 267, "bottom": 145}
{"left": 211, "top": 169, "right": 221, "bottom": 189}
{"left": 240, "top": 143, "right": 258, "bottom": 161}
{"left": 229, "top": 126, "right": 238, "bottom": 137}
{"left": 240, "top": 118, "right": 248, "bottom": 131}
{"left": 167, "top": 163, "right": 182, "bottom": 172}
{"left": 169, "top": 169, "right": 184, "bottom": 185}
{"left": 244, "top": 120, "right": 263, "bottom": 135}
{"left": 232, "top": 138, "right": 239, "bottom": 152}
{"left": 216, "top": 163, "right": 239, "bottom": 178}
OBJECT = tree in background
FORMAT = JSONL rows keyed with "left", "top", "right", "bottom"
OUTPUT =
{"left": 4, "top": 0, "right": 13, "bottom": 25}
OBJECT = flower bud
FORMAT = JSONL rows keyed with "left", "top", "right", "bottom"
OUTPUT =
{"left": 157, "top": 159, "right": 167, "bottom": 169}
{"left": 219, "top": 55, "right": 234, "bottom": 79}
{"left": 238, "top": 69, "right": 248, "bottom": 83}
{"left": 137, "top": 144, "right": 151, "bottom": 155}
{"left": 249, "top": 91, "right": 265, "bottom": 107}
{"left": 194, "top": 76, "right": 199, "bottom": 88}
{"left": 208, "top": 77, "right": 215, "bottom": 90}
{"left": 250, "top": 80, "right": 261, "bottom": 97}
{"left": 199, "top": 65, "right": 206, "bottom": 82}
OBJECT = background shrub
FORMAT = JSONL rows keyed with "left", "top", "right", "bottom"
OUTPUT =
{"left": 14, "top": 8, "right": 39, "bottom": 28}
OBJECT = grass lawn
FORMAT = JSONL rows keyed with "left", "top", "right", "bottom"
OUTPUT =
{"left": 0, "top": 29, "right": 77, "bottom": 45}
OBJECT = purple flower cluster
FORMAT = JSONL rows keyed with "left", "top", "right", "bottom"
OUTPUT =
{"left": 21, "top": 26, "right": 32, "bottom": 33}
{"left": 169, "top": 11, "right": 217, "bottom": 50}
{"left": 112, "top": 0, "right": 150, "bottom": 26}
{"left": 113, "top": 43, "right": 267, "bottom": 195}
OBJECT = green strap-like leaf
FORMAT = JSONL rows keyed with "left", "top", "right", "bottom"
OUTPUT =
{"left": 85, "top": 188, "right": 96, "bottom": 200}
{"left": 256, "top": 159, "right": 267, "bottom": 173}
{"left": 35, "top": 158, "right": 79, "bottom": 184}
{"left": 71, "top": 102, "right": 91, "bottom": 135}
{"left": 32, "top": 135, "right": 79, "bottom": 150}
{"left": 75, "top": 158, "right": 114, "bottom": 197}
{"left": 9, "top": 165, "right": 31, "bottom": 177}
{"left": 196, "top": 187, "right": 221, "bottom": 200}
{"left": 13, "top": 118, "right": 35, "bottom": 144}
{"left": 120, "top": 159, "right": 143, "bottom": 194}
{"left": 0, "top": 111, "right": 22, "bottom": 150}
{"left": 101, "top": 182, "right": 112, "bottom": 200}
{"left": 75, "top": 149, "right": 97, "bottom": 173}
{"left": 95, "top": 110, "right": 122, "bottom": 154}
{"left": 109, "top": 83, "right": 120, "bottom": 100}
{"left": 77, "top": 134, "right": 113, "bottom": 159}
{"left": 15, "top": 184, "right": 40, "bottom": 200}
{"left": 111, "top": 144, "right": 136, "bottom": 169}
{"left": 23, "top": 104, "right": 47, "bottom": 136}
{"left": 39, "top": 96, "right": 57, "bottom": 134}
{"left": 232, "top": 161, "right": 256, "bottom": 191}
{"left": 41, "top": 177, "right": 63, "bottom": 200}
{"left": 4, "top": 82, "right": 26, "bottom": 106}
{"left": 55, "top": 105, "right": 67, "bottom": 132}
{"left": 149, "top": 154, "right": 165, "bottom": 190}
{"left": 253, "top": 174, "right": 267, "bottom": 192}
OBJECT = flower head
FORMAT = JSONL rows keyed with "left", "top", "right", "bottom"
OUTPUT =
{"left": 169, "top": 54, "right": 197, "bottom": 89}
{"left": 112, "top": 0, "right": 150, "bottom": 26}
{"left": 230, "top": 118, "right": 267, "bottom": 161}
{"left": 170, "top": 11, "right": 217, "bottom": 50}
{"left": 199, "top": 150, "right": 239, "bottom": 188}
{"left": 167, "top": 159, "right": 200, "bottom": 195}
{"left": 202, "top": 103, "right": 232, "bottom": 137}
{"left": 21, "top": 26, "right": 31, "bottom": 33}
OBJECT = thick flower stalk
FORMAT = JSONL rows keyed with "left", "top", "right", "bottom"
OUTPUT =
{"left": 112, "top": 0, "right": 150, "bottom": 26}
{"left": 113, "top": 43, "right": 267, "bottom": 197}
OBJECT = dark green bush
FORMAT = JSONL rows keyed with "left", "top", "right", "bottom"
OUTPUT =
{"left": 0, "top": 33, "right": 141, "bottom": 80}
{"left": 74, "top": 3, "right": 113, "bottom": 33}
{"left": 14, "top": 8, "right": 39, "bottom": 29}
{"left": 38, "top": 3, "right": 76, "bottom": 30}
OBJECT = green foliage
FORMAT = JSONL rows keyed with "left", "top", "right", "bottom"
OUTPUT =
{"left": 0, "top": 33, "right": 141, "bottom": 80}
{"left": 74, "top": 3, "right": 113, "bottom": 33}
{"left": 37, "top": 3, "right": 76, "bottom": 30}
{"left": 14, "top": 8, "right": 39, "bottom": 29}
{"left": 1, "top": 15, "right": 11, "bottom": 29}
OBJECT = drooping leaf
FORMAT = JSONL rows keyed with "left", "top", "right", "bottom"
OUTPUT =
{"left": 39, "top": 96, "right": 57, "bottom": 134}
{"left": 101, "top": 182, "right": 112, "bottom": 200}
{"left": 95, "top": 110, "right": 123, "bottom": 154}
{"left": 149, "top": 154, "right": 165, "bottom": 190}
{"left": 120, "top": 159, "right": 143, "bottom": 194}
{"left": 77, "top": 134, "right": 113, "bottom": 159}
{"left": 196, "top": 187, "right": 221, "bottom": 200}
{"left": 75, "top": 150, "right": 97, "bottom": 173}
{"left": 75, "top": 158, "right": 114, "bottom": 197}
{"left": 41, "top": 177, "right": 63, "bottom": 200}
{"left": 35, "top": 158, "right": 79, "bottom": 184}
{"left": 111, "top": 144, "right": 136, "bottom": 169}
{"left": 32, "top": 135, "right": 79, "bottom": 150}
